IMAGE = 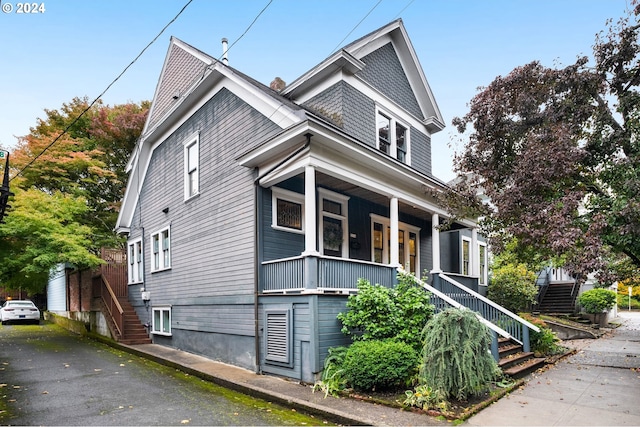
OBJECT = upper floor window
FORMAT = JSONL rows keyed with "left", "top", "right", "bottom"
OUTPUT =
{"left": 151, "top": 227, "right": 171, "bottom": 272}
{"left": 376, "top": 110, "right": 409, "bottom": 164}
{"left": 271, "top": 187, "right": 304, "bottom": 234}
{"left": 127, "top": 238, "right": 143, "bottom": 284}
{"left": 184, "top": 133, "right": 199, "bottom": 200}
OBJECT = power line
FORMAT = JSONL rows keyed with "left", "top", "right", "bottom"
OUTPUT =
{"left": 218, "top": 0, "right": 273, "bottom": 63}
{"left": 10, "top": 0, "right": 194, "bottom": 182}
{"left": 329, "top": 0, "right": 383, "bottom": 56}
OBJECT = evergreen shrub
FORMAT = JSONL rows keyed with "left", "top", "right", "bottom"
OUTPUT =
{"left": 578, "top": 288, "right": 617, "bottom": 314}
{"left": 341, "top": 339, "right": 419, "bottom": 391}
{"left": 420, "top": 308, "right": 499, "bottom": 400}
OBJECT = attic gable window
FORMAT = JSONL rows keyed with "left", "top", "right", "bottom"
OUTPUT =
{"left": 376, "top": 109, "right": 410, "bottom": 164}
{"left": 184, "top": 133, "right": 199, "bottom": 200}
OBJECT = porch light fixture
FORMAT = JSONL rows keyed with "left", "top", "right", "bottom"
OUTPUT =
{"left": 162, "top": 207, "right": 169, "bottom": 214}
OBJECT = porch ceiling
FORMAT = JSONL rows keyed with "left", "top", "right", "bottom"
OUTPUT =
{"left": 316, "top": 171, "right": 433, "bottom": 222}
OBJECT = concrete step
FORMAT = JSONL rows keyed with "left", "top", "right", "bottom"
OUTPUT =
{"left": 502, "top": 357, "right": 546, "bottom": 378}
{"left": 498, "top": 351, "right": 535, "bottom": 370}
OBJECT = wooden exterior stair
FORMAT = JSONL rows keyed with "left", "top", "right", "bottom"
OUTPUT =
{"left": 498, "top": 337, "right": 546, "bottom": 378}
{"left": 92, "top": 248, "right": 151, "bottom": 345}
{"left": 119, "top": 298, "right": 151, "bottom": 345}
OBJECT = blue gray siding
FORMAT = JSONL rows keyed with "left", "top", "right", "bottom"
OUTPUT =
{"left": 358, "top": 42, "right": 423, "bottom": 120}
{"left": 128, "top": 88, "right": 282, "bottom": 369}
{"left": 303, "top": 81, "right": 376, "bottom": 147}
{"left": 261, "top": 182, "right": 305, "bottom": 262}
{"left": 410, "top": 127, "right": 432, "bottom": 176}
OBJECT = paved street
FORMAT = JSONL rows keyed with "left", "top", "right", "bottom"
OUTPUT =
{"left": 466, "top": 311, "right": 640, "bottom": 426}
{"left": 0, "top": 323, "right": 327, "bottom": 426}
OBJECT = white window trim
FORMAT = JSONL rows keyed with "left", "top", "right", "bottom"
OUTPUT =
{"left": 183, "top": 132, "right": 200, "bottom": 201}
{"left": 478, "top": 242, "right": 488, "bottom": 286}
{"left": 150, "top": 226, "right": 171, "bottom": 272}
{"left": 375, "top": 106, "right": 411, "bottom": 165}
{"left": 127, "top": 237, "right": 144, "bottom": 284}
{"left": 151, "top": 306, "right": 172, "bottom": 336}
{"left": 318, "top": 188, "right": 350, "bottom": 258}
{"left": 370, "top": 213, "right": 420, "bottom": 273}
{"left": 461, "top": 236, "right": 471, "bottom": 276}
{"left": 271, "top": 187, "right": 305, "bottom": 234}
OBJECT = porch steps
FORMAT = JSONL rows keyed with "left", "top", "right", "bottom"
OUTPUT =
{"left": 118, "top": 299, "right": 151, "bottom": 345}
{"left": 498, "top": 338, "right": 546, "bottom": 378}
{"left": 538, "top": 282, "right": 577, "bottom": 314}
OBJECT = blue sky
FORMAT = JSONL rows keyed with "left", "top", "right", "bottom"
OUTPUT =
{"left": 0, "top": 0, "right": 632, "bottom": 181}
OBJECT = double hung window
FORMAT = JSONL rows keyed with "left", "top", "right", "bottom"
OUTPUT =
{"left": 462, "top": 237, "right": 471, "bottom": 276}
{"left": 127, "top": 238, "right": 143, "bottom": 283}
{"left": 151, "top": 227, "right": 171, "bottom": 272}
{"left": 376, "top": 110, "right": 409, "bottom": 164}
{"left": 184, "top": 133, "right": 199, "bottom": 200}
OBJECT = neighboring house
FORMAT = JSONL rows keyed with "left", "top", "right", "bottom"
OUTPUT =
{"left": 115, "top": 20, "right": 492, "bottom": 382}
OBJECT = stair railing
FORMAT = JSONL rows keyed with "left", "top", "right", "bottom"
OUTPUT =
{"left": 431, "top": 272, "right": 540, "bottom": 353}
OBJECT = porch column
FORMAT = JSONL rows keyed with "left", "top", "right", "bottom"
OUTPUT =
{"left": 431, "top": 213, "right": 441, "bottom": 273}
{"left": 303, "top": 165, "right": 318, "bottom": 255}
{"left": 471, "top": 227, "right": 479, "bottom": 277}
{"left": 390, "top": 197, "right": 400, "bottom": 267}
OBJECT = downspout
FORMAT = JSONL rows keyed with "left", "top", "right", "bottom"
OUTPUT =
{"left": 252, "top": 133, "right": 312, "bottom": 374}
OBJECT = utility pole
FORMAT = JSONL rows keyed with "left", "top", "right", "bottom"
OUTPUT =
{"left": 0, "top": 150, "right": 13, "bottom": 223}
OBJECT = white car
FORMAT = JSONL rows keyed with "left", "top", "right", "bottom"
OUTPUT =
{"left": 0, "top": 300, "right": 41, "bottom": 325}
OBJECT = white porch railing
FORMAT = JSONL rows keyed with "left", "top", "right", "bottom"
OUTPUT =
{"left": 432, "top": 272, "right": 540, "bottom": 352}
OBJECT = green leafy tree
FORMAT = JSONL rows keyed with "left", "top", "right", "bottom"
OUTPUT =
{"left": 0, "top": 187, "right": 103, "bottom": 294}
{"left": 9, "top": 97, "right": 148, "bottom": 247}
{"left": 442, "top": 6, "right": 640, "bottom": 284}
{"left": 0, "top": 97, "right": 148, "bottom": 292}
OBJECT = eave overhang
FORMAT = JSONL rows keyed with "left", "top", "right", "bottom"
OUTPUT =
{"left": 238, "top": 116, "right": 475, "bottom": 227}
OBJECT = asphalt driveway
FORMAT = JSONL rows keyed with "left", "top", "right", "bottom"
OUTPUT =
{"left": 0, "top": 323, "right": 327, "bottom": 426}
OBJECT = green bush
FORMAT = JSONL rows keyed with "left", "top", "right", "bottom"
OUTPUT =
{"left": 488, "top": 263, "right": 538, "bottom": 312}
{"left": 337, "top": 272, "right": 434, "bottom": 352}
{"left": 342, "top": 340, "right": 419, "bottom": 391}
{"left": 578, "top": 288, "right": 617, "bottom": 314}
{"left": 617, "top": 294, "right": 640, "bottom": 310}
{"left": 420, "top": 308, "right": 499, "bottom": 400}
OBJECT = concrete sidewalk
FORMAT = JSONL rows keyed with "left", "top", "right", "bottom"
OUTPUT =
{"left": 112, "top": 311, "right": 640, "bottom": 426}
{"left": 466, "top": 311, "right": 640, "bottom": 426}
{"left": 117, "top": 341, "right": 447, "bottom": 426}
